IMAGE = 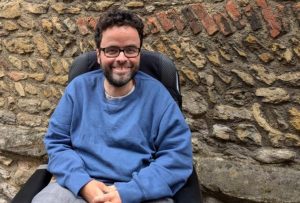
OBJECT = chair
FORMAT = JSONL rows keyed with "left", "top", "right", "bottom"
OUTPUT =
{"left": 11, "top": 50, "right": 203, "bottom": 203}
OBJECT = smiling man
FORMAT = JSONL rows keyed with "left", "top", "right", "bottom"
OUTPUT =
{"left": 32, "top": 9, "right": 193, "bottom": 203}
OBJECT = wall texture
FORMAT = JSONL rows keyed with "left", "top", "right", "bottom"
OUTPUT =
{"left": 0, "top": 0, "right": 299, "bottom": 202}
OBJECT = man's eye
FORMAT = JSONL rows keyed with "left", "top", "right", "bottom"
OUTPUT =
{"left": 125, "top": 47, "right": 137, "bottom": 54}
{"left": 106, "top": 48, "right": 119, "bottom": 53}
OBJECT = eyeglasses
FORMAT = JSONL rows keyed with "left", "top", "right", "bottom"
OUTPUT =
{"left": 100, "top": 46, "right": 141, "bottom": 58}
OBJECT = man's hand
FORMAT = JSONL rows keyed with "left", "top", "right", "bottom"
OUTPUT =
{"left": 93, "top": 185, "right": 122, "bottom": 203}
{"left": 80, "top": 179, "right": 110, "bottom": 203}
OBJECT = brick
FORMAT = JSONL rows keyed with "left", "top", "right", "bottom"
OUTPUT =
{"left": 181, "top": 7, "right": 202, "bottom": 35}
{"left": 167, "top": 8, "right": 186, "bottom": 34}
{"left": 87, "top": 16, "right": 97, "bottom": 30}
{"left": 191, "top": 3, "right": 218, "bottom": 36}
{"left": 145, "top": 16, "right": 160, "bottom": 34}
{"left": 156, "top": 11, "right": 174, "bottom": 32}
{"left": 76, "top": 17, "right": 89, "bottom": 36}
{"left": 213, "top": 13, "right": 233, "bottom": 36}
{"left": 256, "top": 0, "right": 281, "bottom": 38}
{"left": 225, "top": 0, "right": 245, "bottom": 30}
{"left": 244, "top": 5, "right": 262, "bottom": 31}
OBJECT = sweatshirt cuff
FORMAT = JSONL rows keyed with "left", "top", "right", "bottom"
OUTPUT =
{"left": 66, "top": 172, "right": 92, "bottom": 197}
{"left": 115, "top": 180, "right": 144, "bottom": 203}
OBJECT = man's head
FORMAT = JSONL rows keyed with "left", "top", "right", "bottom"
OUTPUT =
{"left": 95, "top": 9, "right": 144, "bottom": 89}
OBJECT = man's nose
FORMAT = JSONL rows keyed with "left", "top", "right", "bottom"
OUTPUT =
{"left": 116, "top": 51, "right": 127, "bottom": 62}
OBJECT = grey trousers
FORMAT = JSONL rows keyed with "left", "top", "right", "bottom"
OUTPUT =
{"left": 32, "top": 182, "right": 174, "bottom": 203}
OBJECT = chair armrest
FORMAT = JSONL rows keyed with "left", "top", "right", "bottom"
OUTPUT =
{"left": 11, "top": 165, "right": 52, "bottom": 203}
{"left": 173, "top": 166, "right": 203, "bottom": 203}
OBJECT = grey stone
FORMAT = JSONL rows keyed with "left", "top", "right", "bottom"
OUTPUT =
{"left": 0, "top": 2, "right": 21, "bottom": 19}
{"left": 277, "top": 72, "right": 300, "bottom": 87}
{"left": 249, "top": 64, "right": 276, "bottom": 85}
{"left": 255, "top": 87, "right": 290, "bottom": 103}
{"left": 212, "top": 124, "right": 234, "bottom": 140}
{"left": 253, "top": 148, "right": 297, "bottom": 164}
{"left": 236, "top": 124, "right": 262, "bottom": 145}
{"left": 17, "top": 112, "right": 42, "bottom": 127}
{"left": 17, "top": 99, "right": 41, "bottom": 114}
{"left": 197, "top": 157, "right": 300, "bottom": 203}
{"left": 224, "top": 89, "right": 253, "bottom": 106}
{"left": 0, "top": 110, "right": 16, "bottom": 125}
{"left": 213, "top": 105, "right": 253, "bottom": 121}
{"left": 0, "top": 124, "right": 46, "bottom": 157}
{"left": 183, "top": 91, "right": 208, "bottom": 117}
{"left": 231, "top": 69, "right": 255, "bottom": 86}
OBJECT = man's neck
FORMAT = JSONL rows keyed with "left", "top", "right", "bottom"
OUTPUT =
{"left": 104, "top": 79, "right": 135, "bottom": 97}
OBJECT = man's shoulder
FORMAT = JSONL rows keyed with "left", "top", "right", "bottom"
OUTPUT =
{"left": 69, "top": 69, "right": 103, "bottom": 86}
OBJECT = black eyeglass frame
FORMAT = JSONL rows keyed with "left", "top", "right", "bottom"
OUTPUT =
{"left": 100, "top": 46, "right": 141, "bottom": 58}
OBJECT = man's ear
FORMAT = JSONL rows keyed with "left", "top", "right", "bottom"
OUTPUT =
{"left": 96, "top": 49, "right": 101, "bottom": 64}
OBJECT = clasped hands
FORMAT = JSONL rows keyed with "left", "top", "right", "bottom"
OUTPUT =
{"left": 80, "top": 179, "right": 122, "bottom": 203}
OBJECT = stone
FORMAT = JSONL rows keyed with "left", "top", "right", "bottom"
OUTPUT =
{"left": 40, "top": 100, "right": 52, "bottom": 111}
{"left": 25, "top": 84, "right": 38, "bottom": 95}
{"left": 252, "top": 103, "right": 283, "bottom": 146}
{"left": 207, "top": 51, "right": 221, "bottom": 67}
{"left": 48, "top": 75, "right": 68, "bottom": 85}
{"left": 218, "top": 48, "right": 232, "bottom": 61}
{"left": 85, "top": 1, "right": 114, "bottom": 11}
{"left": 51, "top": 17, "right": 65, "bottom": 32}
{"left": 7, "top": 71, "right": 27, "bottom": 81}
{"left": 17, "top": 15, "right": 35, "bottom": 29}
{"left": 16, "top": 113, "right": 42, "bottom": 127}
{"left": 22, "top": 2, "right": 48, "bottom": 14}
{"left": 51, "top": 3, "right": 81, "bottom": 14}
{"left": 213, "top": 105, "right": 253, "bottom": 121}
{"left": 236, "top": 124, "right": 262, "bottom": 145}
{"left": 0, "top": 110, "right": 16, "bottom": 125}
{"left": 41, "top": 19, "right": 53, "bottom": 33}
{"left": 28, "top": 73, "right": 46, "bottom": 82}
{"left": 289, "top": 107, "right": 300, "bottom": 131}
{"left": 33, "top": 34, "right": 51, "bottom": 58}
{"left": 0, "top": 182, "right": 18, "bottom": 199}
{"left": 169, "top": 44, "right": 184, "bottom": 59}
{"left": 198, "top": 72, "right": 214, "bottom": 86}
{"left": 14, "top": 82, "right": 25, "bottom": 97}
{"left": 224, "top": 89, "right": 253, "bottom": 106}
{"left": 255, "top": 87, "right": 290, "bottom": 103}
{"left": 0, "top": 155, "right": 13, "bottom": 166}
{"left": 181, "top": 42, "right": 206, "bottom": 68}
{"left": 254, "top": 148, "right": 297, "bottom": 164}
{"left": 281, "top": 48, "right": 294, "bottom": 63}
{"left": 258, "top": 52, "right": 274, "bottom": 63}
{"left": 231, "top": 69, "right": 255, "bottom": 86}
{"left": 8, "top": 56, "right": 22, "bottom": 70}
{"left": 0, "top": 124, "right": 45, "bottom": 157}
{"left": 196, "top": 157, "right": 300, "bottom": 203}
{"left": 212, "top": 124, "right": 233, "bottom": 140}
{"left": 3, "top": 20, "right": 18, "bottom": 31}
{"left": 126, "top": 1, "right": 144, "bottom": 8}
{"left": 17, "top": 99, "right": 41, "bottom": 114}
{"left": 277, "top": 72, "right": 300, "bottom": 86}
{"left": 249, "top": 64, "right": 277, "bottom": 85}
{"left": 182, "top": 91, "right": 208, "bottom": 117}
{"left": 3, "top": 38, "right": 34, "bottom": 54}
{"left": 51, "top": 58, "right": 65, "bottom": 75}
{"left": 63, "top": 18, "right": 77, "bottom": 33}
{"left": 0, "top": 2, "right": 21, "bottom": 19}
{"left": 0, "top": 165, "right": 10, "bottom": 179}
{"left": 181, "top": 67, "right": 199, "bottom": 85}
{"left": 13, "top": 161, "right": 40, "bottom": 186}
{"left": 212, "top": 69, "right": 232, "bottom": 84}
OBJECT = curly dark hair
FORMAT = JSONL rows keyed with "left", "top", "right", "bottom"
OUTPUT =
{"left": 94, "top": 9, "right": 144, "bottom": 49}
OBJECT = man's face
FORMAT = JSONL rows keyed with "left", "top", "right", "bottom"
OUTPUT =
{"left": 97, "top": 26, "right": 141, "bottom": 87}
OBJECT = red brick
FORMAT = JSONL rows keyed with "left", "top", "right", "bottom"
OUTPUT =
{"left": 156, "top": 11, "right": 174, "bottom": 32}
{"left": 145, "top": 16, "right": 160, "bottom": 34}
{"left": 225, "top": 0, "right": 245, "bottom": 30}
{"left": 76, "top": 17, "right": 89, "bottom": 35}
{"left": 181, "top": 7, "right": 202, "bottom": 35}
{"left": 7, "top": 71, "right": 27, "bottom": 81}
{"left": 213, "top": 13, "right": 233, "bottom": 36}
{"left": 191, "top": 3, "right": 218, "bottom": 36}
{"left": 167, "top": 8, "right": 186, "bottom": 34}
{"left": 256, "top": 0, "right": 281, "bottom": 38}
{"left": 87, "top": 16, "right": 97, "bottom": 30}
{"left": 275, "top": 4, "right": 291, "bottom": 34}
{"left": 292, "top": 2, "right": 300, "bottom": 25}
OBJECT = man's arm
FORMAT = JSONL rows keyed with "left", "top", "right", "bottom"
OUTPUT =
{"left": 115, "top": 102, "right": 193, "bottom": 203}
{"left": 44, "top": 88, "right": 93, "bottom": 196}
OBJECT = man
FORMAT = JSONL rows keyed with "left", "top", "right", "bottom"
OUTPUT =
{"left": 32, "top": 9, "right": 193, "bottom": 203}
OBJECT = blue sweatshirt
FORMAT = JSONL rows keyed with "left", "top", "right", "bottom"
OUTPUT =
{"left": 44, "top": 70, "right": 193, "bottom": 203}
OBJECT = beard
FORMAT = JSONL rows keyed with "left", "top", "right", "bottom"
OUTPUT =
{"left": 102, "top": 62, "right": 138, "bottom": 87}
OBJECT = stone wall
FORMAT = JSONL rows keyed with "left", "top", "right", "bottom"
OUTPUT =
{"left": 0, "top": 0, "right": 299, "bottom": 202}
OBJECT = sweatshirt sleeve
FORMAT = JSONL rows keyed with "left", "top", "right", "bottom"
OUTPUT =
{"left": 115, "top": 102, "right": 193, "bottom": 203}
{"left": 44, "top": 87, "right": 92, "bottom": 196}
